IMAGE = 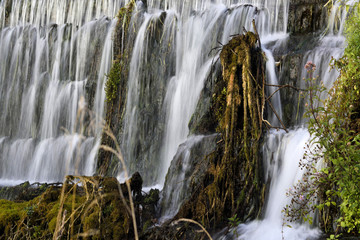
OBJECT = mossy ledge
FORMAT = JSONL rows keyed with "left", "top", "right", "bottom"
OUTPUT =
{"left": 0, "top": 173, "right": 159, "bottom": 239}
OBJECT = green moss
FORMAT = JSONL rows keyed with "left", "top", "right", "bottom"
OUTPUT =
{"left": 84, "top": 210, "right": 100, "bottom": 234}
{"left": 175, "top": 32, "right": 266, "bottom": 229}
{"left": 48, "top": 217, "right": 57, "bottom": 233}
{"left": 0, "top": 175, "right": 155, "bottom": 239}
{"left": 0, "top": 199, "right": 27, "bottom": 234}
{"left": 104, "top": 1, "right": 135, "bottom": 104}
{"left": 105, "top": 60, "right": 122, "bottom": 102}
{"left": 142, "top": 220, "right": 152, "bottom": 234}
{"left": 143, "top": 189, "right": 160, "bottom": 205}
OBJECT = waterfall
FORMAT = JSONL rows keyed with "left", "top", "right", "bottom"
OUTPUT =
{"left": 119, "top": 0, "right": 290, "bottom": 185}
{"left": 0, "top": 0, "right": 122, "bottom": 184}
{"left": 0, "top": 0, "right": 353, "bottom": 238}
{"left": 158, "top": 0, "right": 289, "bottom": 186}
{"left": 114, "top": 0, "right": 348, "bottom": 238}
{"left": 154, "top": 1, "right": 289, "bottom": 218}
{"left": 230, "top": 2, "right": 349, "bottom": 239}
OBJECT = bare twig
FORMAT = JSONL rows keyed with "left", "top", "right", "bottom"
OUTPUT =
{"left": 266, "top": 98, "right": 288, "bottom": 133}
{"left": 252, "top": 19, "right": 261, "bottom": 48}
{"left": 174, "top": 218, "right": 213, "bottom": 240}
{"left": 266, "top": 84, "right": 306, "bottom": 101}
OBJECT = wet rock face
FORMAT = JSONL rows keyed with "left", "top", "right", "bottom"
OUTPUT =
{"left": 160, "top": 134, "right": 220, "bottom": 218}
{"left": 278, "top": 53, "right": 305, "bottom": 127}
{"left": 98, "top": 4, "right": 177, "bottom": 183}
{"left": 97, "top": 2, "right": 137, "bottom": 177}
{"left": 288, "top": 0, "right": 328, "bottom": 35}
{"left": 274, "top": 0, "right": 329, "bottom": 127}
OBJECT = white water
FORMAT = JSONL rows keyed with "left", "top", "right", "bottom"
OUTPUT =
{"left": 232, "top": 2, "right": 349, "bottom": 239}
{"left": 0, "top": 1, "right": 351, "bottom": 239}
{"left": 158, "top": 0, "right": 289, "bottom": 185}
{"left": 0, "top": 0, "right": 121, "bottom": 183}
{"left": 235, "top": 129, "right": 321, "bottom": 240}
{"left": 161, "top": 135, "right": 207, "bottom": 218}
{"left": 119, "top": 0, "right": 290, "bottom": 185}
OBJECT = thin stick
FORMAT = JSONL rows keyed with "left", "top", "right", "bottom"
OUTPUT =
{"left": 175, "top": 218, "right": 213, "bottom": 240}
{"left": 266, "top": 84, "right": 305, "bottom": 101}
{"left": 266, "top": 98, "right": 288, "bottom": 133}
{"left": 252, "top": 19, "right": 261, "bottom": 48}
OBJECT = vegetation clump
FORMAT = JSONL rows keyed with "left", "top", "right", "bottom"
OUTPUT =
{"left": 284, "top": 6, "right": 360, "bottom": 239}
{"left": 174, "top": 31, "right": 267, "bottom": 232}
{"left": 0, "top": 173, "right": 160, "bottom": 240}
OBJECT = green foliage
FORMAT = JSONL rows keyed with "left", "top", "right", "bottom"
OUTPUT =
{"left": 228, "top": 214, "right": 241, "bottom": 227}
{"left": 105, "top": 60, "right": 121, "bottom": 102}
{"left": 228, "top": 214, "right": 241, "bottom": 237}
{"left": 284, "top": 8, "right": 360, "bottom": 237}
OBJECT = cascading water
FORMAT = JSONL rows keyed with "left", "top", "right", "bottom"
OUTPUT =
{"left": 120, "top": 0, "right": 289, "bottom": 186}
{"left": 0, "top": 0, "right": 353, "bottom": 238}
{"left": 0, "top": 0, "right": 122, "bottom": 184}
{"left": 230, "top": 2, "right": 349, "bottom": 240}
{"left": 159, "top": 0, "right": 289, "bottom": 187}
{"left": 117, "top": 0, "right": 350, "bottom": 238}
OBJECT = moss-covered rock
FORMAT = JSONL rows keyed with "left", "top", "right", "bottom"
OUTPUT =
{"left": 0, "top": 181, "right": 56, "bottom": 201}
{"left": 0, "top": 173, "right": 160, "bottom": 239}
{"left": 162, "top": 32, "right": 267, "bottom": 234}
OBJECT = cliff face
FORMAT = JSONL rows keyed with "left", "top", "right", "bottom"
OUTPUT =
{"left": 278, "top": 0, "right": 329, "bottom": 127}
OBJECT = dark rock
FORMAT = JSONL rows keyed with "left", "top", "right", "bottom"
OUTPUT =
{"left": 161, "top": 134, "right": 220, "bottom": 217}
{"left": 130, "top": 171, "right": 143, "bottom": 197}
{"left": 288, "top": 0, "right": 328, "bottom": 35}
{"left": 0, "top": 181, "right": 56, "bottom": 201}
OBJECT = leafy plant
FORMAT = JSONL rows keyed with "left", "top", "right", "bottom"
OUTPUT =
{"left": 284, "top": 6, "right": 360, "bottom": 238}
{"left": 228, "top": 214, "right": 241, "bottom": 237}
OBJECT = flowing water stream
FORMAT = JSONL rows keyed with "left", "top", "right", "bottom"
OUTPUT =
{"left": 120, "top": 0, "right": 289, "bottom": 186}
